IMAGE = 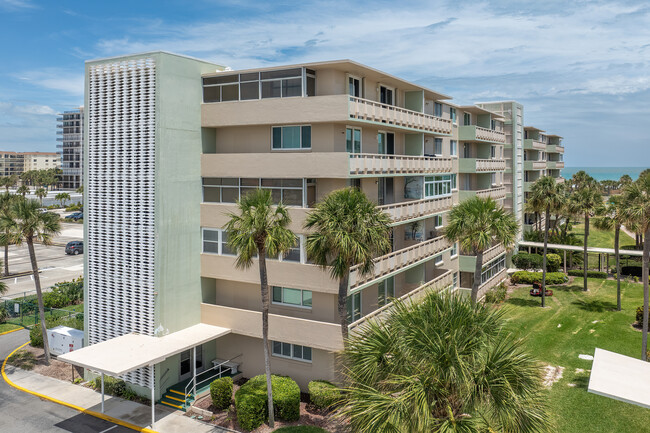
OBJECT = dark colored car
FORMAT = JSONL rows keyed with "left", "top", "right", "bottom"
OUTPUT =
{"left": 65, "top": 212, "right": 83, "bottom": 221}
{"left": 65, "top": 241, "right": 83, "bottom": 255}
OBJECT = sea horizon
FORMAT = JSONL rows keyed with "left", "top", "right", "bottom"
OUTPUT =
{"left": 562, "top": 166, "right": 648, "bottom": 182}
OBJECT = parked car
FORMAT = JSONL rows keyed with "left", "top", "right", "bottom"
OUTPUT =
{"left": 65, "top": 241, "right": 83, "bottom": 255}
{"left": 529, "top": 282, "right": 553, "bottom": 297}
{"left": 65, "top": 212, "right": 83, "bottom": 221}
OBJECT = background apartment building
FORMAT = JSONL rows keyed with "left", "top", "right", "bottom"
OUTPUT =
{"left": 84, "top": 52, "right": 536, "bottom": 404}
{"left": 0, "top": 152, "right": 24, "bottom": 177}
{"left": 23, "top": 151, "right": 60, "bottom": 171}
{"left": 57, "top": 107, "right": 83, "bottom": 189}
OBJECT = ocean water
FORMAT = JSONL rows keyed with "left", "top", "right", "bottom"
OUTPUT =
{"left": 561, "top": 167, "right": 648, "bottom": 182}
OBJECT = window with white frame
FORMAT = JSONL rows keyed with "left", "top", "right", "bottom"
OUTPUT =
{"left": 434, "top": 138, "right": 443, "bottom": 155}
{"left": 272, "top": 126, "right": 311, "bottom": 150}
{"left": 434, "top": 254, "right": 444, "bottom": 265}
{"left": 434, "top": 102, "right": 442, "bottom": 117}
{"left": 433, "top": 214, "right": 443, "bottom": 228}
{"left": 203, "top": 68, "right": 314, "bottom": 103}
{"left": 346, "top": 127, "right": 362, "bottom": 153}
{"left": 347, "top": 291, "right": 361, "bottom": 322}
{"left": 451, "top": 173, "right": 457, "bottom": 190}
{"left": 378, "top": 276, "right": 395, "bottom": 307}
{"left": 424, "top": 175, "right": 453, "bottom": 198}
{"left": 450, "top": 107, "right": 457, "bottom": 124}
{"left": 450, "top": 140, "right": 457, "bottom": 157}
{"left": 202, "top": 229, "right": 305, "bottom": 262}
{"left": 272, "top": 341, "right": 312, "bottom": 362}
{"left": 463, "top": 112, "right": 471, "bottom": 126}
{"left": 453, "top": 272, "right": 458, "bottom": 288}
{"left": 450, "top": 242, "right": 458, "bottom": 257}
{"left": 202, "top": 178, "right": 311, "bottom": 207}
{"left": 272, "top": 286, "right": 312, "bottom": 308}
{"left": 348, "top": 76, "right": 361, "bottom": 97}
{"left": 481, "top": 254, "right": 506, "bottom": 284}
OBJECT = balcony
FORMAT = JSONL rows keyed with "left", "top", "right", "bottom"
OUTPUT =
{"left": 202, "top": 94, "right": 452, "bottom": 135}
{"left": 349, "top": 235, "right": 450, "bottom": 290}
{"left": 547, "top": 161, "right": 564, "bottom": 169}
{"left": 202, "top": 152, "right": 453, "bottom": 179}
{"left": 201, "top": 303, "right": 343, "bottom": 351}
{"left": 524, "top": 181, "right": 534, "bottom": 192}
{"left": 378, "top": 196, "right": 453, "bottom": 225}
{"left": 458, "top": 186, "right": 507, "bottom": 201}
{"left": 547, "top": 144, "right": 564, "bottom": 153}
{"left": 459, "top": 244, "right": 505, "bottom": 273}
{"left": 348, "top": 270, "right": 454, "bottom": 334}
{"left": 348, "top": 96, "right": 452, "bottom": 135}
{"left": 458, "top": 158, "right": 506, "bottom": 173}
{"left": 524, "top": 139, "right": 546, "bottom": 151}
{"left": 458, "top": 125, "right": 506, "bottom": 144}
{"left": 524, "top": 161, "right": 546, "bottom": 171}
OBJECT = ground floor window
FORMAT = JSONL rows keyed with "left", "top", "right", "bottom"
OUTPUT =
{"left": 481, "top": 254, "right": 506, "bottom": 284}
{"left": 272, "top": 341, "right": 312, "bottom": 362}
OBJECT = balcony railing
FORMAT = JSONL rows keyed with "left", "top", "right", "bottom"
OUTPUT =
{"left": 349, "top": 235, "right": 450, "bottom": 290}
{"left": 459, "top": 186, "right": 507, "bottom": 201}
{"left": 524, "top": 139, "right": 546, "bottom": 150}
{"left": 348, "top": 96, "right": 452, "bottom": 135}
{"left": 349, "top": 153, "right": 453, "bottom": 176}
{"left": 378, "top": 196, "right": 453, "bottom": 224}
{"left": 476, "top": 159, "right": 506, "bottom": 172}
{"left": 524, "top": 161, "right": 546, "bottom": 170}
{"left": 459, "top": 125, "right": 506, "bottom": 144}
{"left": 348, "top": 270, "right": 454, "bottom": 334}
{"left": 460, "top": 244, "right": 505, "bottom": 272}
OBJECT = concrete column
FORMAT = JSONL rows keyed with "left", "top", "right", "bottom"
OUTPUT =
{"left": 150, "top": 365, "right": 155, "bottom": 428}
{"left": 563, "top": 250, "right": 567, "bottom": 273}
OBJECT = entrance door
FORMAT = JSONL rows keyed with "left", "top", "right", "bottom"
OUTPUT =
{"left": 379, "top": 85, "right": 394, "bottom": 105}
{"left": 180, "top": 349, "right": 191, "bottom": 381}
{"left": 377, "top": 132, "right": 394, "bottom": 155}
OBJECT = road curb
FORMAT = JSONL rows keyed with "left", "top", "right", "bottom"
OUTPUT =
{"left": 0, "top": 327, "right": 24, "bottom": 336}
{"left": 2, "top": 342, "right": 158, "bottom": 433}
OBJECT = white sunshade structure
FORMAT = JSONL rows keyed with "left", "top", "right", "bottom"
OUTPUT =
{"left": 58, "top": 323, "right": 230, "bottom": 427}
{"left": 588, "top": 348, "right": 650, "bottom": 408}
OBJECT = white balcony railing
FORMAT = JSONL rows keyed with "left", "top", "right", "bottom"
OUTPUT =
{"left": 348, "top": 96, "right": 452, "bottom": 135}
{"left": 476, "top": 159, "right": 506, "bottom": 172}
{"left": 349, "top": 153, "right": 453, "bottom": 176}
{"left": 378, "top": 196, "right": 453, "bottom": 224}
{"left": 348, "top": 270, "right": 454, "bottom": 333}
{"left": 349, "top": 235, "right": 450, "bottom": 290}
{"left": 475, "top": 186, "right": 507, "bottom": 200}
{"left": 474, "top": 125, "right": 506, "bottom": 143}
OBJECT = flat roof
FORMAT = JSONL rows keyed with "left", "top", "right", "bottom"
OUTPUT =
{"left": 202, "top": 59, "right": 452, "bottom": 101}
{"left": 518, "top": 241, "right": 643, "bottom": 257}
{"left": 459, "top": 105, "right": 505, "bottom": 120}
{"left": 58, "top": 323, "right": 230, "bottom": 376}
{"left": 588, "top": 348, "right": 650, "bottom": 409}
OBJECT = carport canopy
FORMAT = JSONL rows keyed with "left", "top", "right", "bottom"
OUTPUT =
{"left": 588, "top": 348, "right": 650, "bottom": 409}
{"left": 58, "top": 323, "right": 231, "bottom": 376}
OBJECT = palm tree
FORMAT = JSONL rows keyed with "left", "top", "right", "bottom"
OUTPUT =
{"left": 530, "top": 176, "right": 563, "bottom": 308}
{"left": 445, "top": 196, "right": 519, "bottom": 304}
{"left": 16, "top": 185, "right": 30, "bottom": 197}
{"left": 620, "top": 174, "right": 633, "bottom": 187}
{"left": 569, "top": 174, "right": 602, "bottom": 291}
{"left": 55, "top": 192, "right": 71, "bottom": 207}
{"left": 75, "top": 185, "right": 83, "bottom": 194}
{"left": 1, "top": 199, "right": 60, "bottom": 364}
{"left": 0, "top": 193, "right": 16, "bottom": 276}
{"left": 524, "top": 193, "right": 543, "bottom": 233}
{"left": 594, "top": 195, "right": 627, "bottom": 311}
{"left": 35, "top": 188, "right": 47, "bottom": 206}
{"left": 623, "top": 174, "right": 650, "bottom": 360}
{"left": 339, "top": 291, "right": 551, "bottom": 432}
{"left": 224, "top": 189, "right": 295, "bottom": 428}
{"left": 304, "top": 188, "right": 391, "bottom": 342}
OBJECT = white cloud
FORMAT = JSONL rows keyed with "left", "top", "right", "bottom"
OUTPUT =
{"left": 0, "top": 101, "right": 57, "bottom": 116}
{"left": 14, "top": 69, "right": 84, "bottom": 97}
{"left": 0, "top": 0, "right": 35, "bottom": 10}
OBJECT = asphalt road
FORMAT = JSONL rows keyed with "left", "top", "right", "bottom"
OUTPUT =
{"left": 0, "top": 330, "right": 132, "bottom": 433}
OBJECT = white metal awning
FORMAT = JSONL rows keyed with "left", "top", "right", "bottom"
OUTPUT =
{"left": 588, "top": 348, "right": 650, "bottom": 408}
{"left": 58, "top": 323, "right": 231, "bottom": 376}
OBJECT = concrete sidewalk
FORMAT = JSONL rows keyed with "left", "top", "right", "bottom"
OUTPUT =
{"left": 3, "top": 363, "right": 229, "bottom": 433}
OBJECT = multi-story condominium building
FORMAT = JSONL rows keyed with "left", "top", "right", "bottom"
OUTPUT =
{"left": 0, "top": 152, "right": 25, "bottom": 177}
{"left": 76, "top": 52, "right": 517, "bottom": 407}
{"left": 22, "top": 151, "right": 61, "bottom": 171}
{"left": 57, "top": 107, "right": 83, "bottom": 189}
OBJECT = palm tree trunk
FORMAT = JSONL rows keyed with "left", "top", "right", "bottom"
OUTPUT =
{"left": 542, "top": 206, "right": 551, "bottom": 308}
{"left": 641, "top": 226, "right": 650, "bottom": 361}
{"left": 471, "top": 250, "right": 484, "bottom": 305}
{"left": 27, "top": 238, "right": 51, "bottom": 364}
{"left": 257, "top": 248, "right": 275, "bottom": 428}
{"left": 642, "top": 226, "right": 650, "bottom": 361}
{"left": 4, "top": 237, "right": 8, "bottom": 277}
{"left": 583, "top": 213, "right": 589, "bottom": 291}
{"left": 338, "top": 271, "right": 350, "bottom": 344}
{"left": 615, "top": 224, "right": 621, "bottom": 311}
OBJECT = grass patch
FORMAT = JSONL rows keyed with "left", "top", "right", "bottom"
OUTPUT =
{"left": 7, "top": 349, "right": 37, "bottom": 370}
{"left": 502, "top": 278, "right": 650, "bottom": 432}
{"left": 571, "top": 221, "right": 635, "bottom": 250}
{"left": 0, "top": 323, "right": 21, "bottom": 333}
{"left": 274, "top": 428, "right": 328, "bottom": 433}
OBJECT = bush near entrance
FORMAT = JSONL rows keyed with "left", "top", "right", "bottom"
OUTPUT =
{"left": 210, "top": 376, "right": 233, "bottom": 410}
{"left": 234, "top": 374, "right": 300, "bottom": 431}
{"left": 511, "top": 271, "right": 568, "bottom": 285}
{"left": 308, "top": 380, "right": 340, "bottom": 410}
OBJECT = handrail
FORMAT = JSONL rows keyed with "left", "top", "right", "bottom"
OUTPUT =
{"left": 474, "top": 186, "right": 507, "bottom": 200}
{"left": 348, "top": 270, "right": 453, "bottom": 333}
{"left": 378, "top": 196, "right": 453, "bottom": 223}
{"left": 348, "top": 153, "right": 453, "bottom": 175}
{"left": 473, "top": 125, "right": 506, "bottom": 143}
{"left": 184, "top": 358, "right": 235, "bottom": 399}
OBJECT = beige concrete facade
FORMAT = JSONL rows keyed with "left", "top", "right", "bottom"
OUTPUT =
{"left": 23, "top": 152, "right": 61, "bottom": 171}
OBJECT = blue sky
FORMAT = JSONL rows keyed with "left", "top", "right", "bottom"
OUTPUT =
{"left": 1, "top": 0, "right": 649, "bottom": 166}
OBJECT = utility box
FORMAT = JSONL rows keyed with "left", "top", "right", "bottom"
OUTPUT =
{"left": 47, "top": 326, "right": 84, "bottom": 356}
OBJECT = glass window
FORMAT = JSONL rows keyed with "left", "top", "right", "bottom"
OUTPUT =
{"left": 481, "top": 254, "right": 506, "bottom": 284}
{"left": 262, "top": 80, "right": 282, "bottom": 98}
{"left": 221, "top": 84, "right": 239, "bottom": 101}
{"left": 202, "top": 229, "right": 220, "bottom": 253}
{"left": 272, "top": 126, "right": 311, "bottom": 150}
{"left": 283, "top": 237, "right": 301, "bottom": 262}
{"left": 203, "top": 86, "right": 220, "bottom": 103}
{"left": 434, "top": 254, "right": 443, "bottom": 265}
{"left": 434, "top": 102, "right": 442, "bottom": 117}
{"left": 349, "top": 77, "right": 360, "bottom": 97}
{"left": 378, "top": 276, "right": 395, "bottom": 307}
{"left": 450, "top": 107, "right": 457, "bottom": 123}
{"left": 282, "top": 127, "right": 301, "bottom": 149}
{"left": 463, "top": 112, "right": 471, "bottom": 126}
{"left": 451, "top": 242, "right": 458, "bottom": 257}
{"left": 424, "top": 175, "right": 452, "bottom": 199}
{"left": 261, "top": 68, "right": 302, "bottom": 80}
{"left": 203, "top": 75, "right": 238, "bottom": 85}
{"left": 433, "top": 214, "right": 443, "bottom": 228}
{"left": 434, "top": 138, "right": 442, "bottom": 155}
{"left": 450, "top": 140, "right": 457, "bottom": 157}
{"left": 272, "top": 286, "right": 312, "bottom": 308}
{"left": 306, "top": 76, "right": 316, "bottom": 96}
{"left": 346, "top": 128, "right": 362, "bottom": 153}
{"left": 347, "top": 291, "right": 361, "bottom": 322}
{"left": 283, "top": 78, "right": 302, "bottom": 97}
{"left": 272, "top": 340, "right": 313, "bottom": 362}
{"left": 240, "top": 82, "right": 259, "bottom": 100}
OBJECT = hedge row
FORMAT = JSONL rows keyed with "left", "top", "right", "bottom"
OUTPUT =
{"left": 234, "top": 374, "right": 300, "bottom": 431}
{"left": 210, "top": 376, "right": 233, "bottom": 410}
{"left": 512, "top": 252, "right": 561, "bottom": 272}
{"left": 510, "top": 271, "right": 568, "bottom": 285}
{"left": 308, "top": 380, "right": 340, "bottom": 410}
{"left": 567, "top": 270, "right": 608, "bottom": 279}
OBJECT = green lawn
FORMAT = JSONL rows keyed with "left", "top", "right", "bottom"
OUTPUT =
{"left": 0, "top": 323, "right": 22, "bottom": 333}
{"left": 502, "top": 278, "right": 650, "bottom": 432}
{"left": 571, "top": 221, "right": 635, "bottom": 250}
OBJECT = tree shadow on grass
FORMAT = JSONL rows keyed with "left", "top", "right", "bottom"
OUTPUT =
{"left": 571, "top": 299, "right": 618, "bottom": 313}
{"left": 505, "top": 297, "right": 540, "bottom": 308}
{"left": 553, "top": 284, "right": 585, "bottom": 293}
{"left": 571, "top": 374, "right": 590, "bottom": 390}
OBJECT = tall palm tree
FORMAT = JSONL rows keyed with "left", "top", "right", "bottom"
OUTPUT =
{"left": 75, "top": 185, "right": 83, "bottom": 194}
{"left": 339, "top": 291, "right": 551, "bottom": 433}
{"left": 530, "top": 176, "right": 563, "bottom": 308}
{"left": 35, "top": 188, "right": 47, "bottom": 206}
{"left": 1, "top": 199, "right": 60, "bottom": 364}
{"left": 55, "top": 192, "right": 71, "bottom": 207}
{"left": 594, "top": 195, "right": 627, "bottom": 311}
{"left": 224, "top": 189, "right": 295, "bottom": 428}
{"left": 623, "top": 174, "right": 650, "bottom": 360}
{"left": 524, "top": 194, "right": 543, "bottom": 233}
{"left": 569, "top": 174, "right": 602, "bottom": 291}
{"left": 0, "top": 193, "right": 16, "bottom": 276}
{"left": 445, "top": 196, "right": 519, "bottom": 304}
{"left": 304, "top": 188, "right": 391, "bottom": 342}
{"left": 16, "top": 185, "right": 30, "bottom": 197}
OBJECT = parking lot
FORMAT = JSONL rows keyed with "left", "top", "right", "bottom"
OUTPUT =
{"left": 2, "top": 222, "right": 84, "bottom": 298}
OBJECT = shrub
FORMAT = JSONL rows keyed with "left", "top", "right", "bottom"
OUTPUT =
{"left": 308, "top": 380, "right": 340, "bottom": 410}
{"left": 210, "top": 376, "right": 233, "bottom": 410}
{"left": 512, "top": 253, "right": 542, "bottom": 271}
{"left": 510, "top": 271, "right": 568, "bottom": 285}
{"left": 567, "top": 270, "right": 607, "bottom": 279}
{"left": 637, "top": 306, "right": 645, "bottom": 323}
{"left": 92, "top": 376, "right": 129, "bottom": 398}
{"left": 622, "top": 266, "right": 643, "bottom": 277}
{"left": 0, "top": 305, "right": 7, "bottom": 323}
{"left": 235, "top": 374, "right": 300, "bottom": 431}
{"left": 546, "top": 253, "right": 561, "bottom": 272}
